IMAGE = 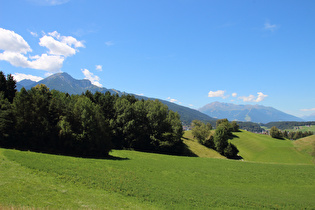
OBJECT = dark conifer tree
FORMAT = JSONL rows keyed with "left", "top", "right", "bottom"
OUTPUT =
{"left": 6, "top": 74, "right": 16, "bottom": 103}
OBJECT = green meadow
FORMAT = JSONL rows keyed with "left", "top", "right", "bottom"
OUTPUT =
{"left": 231, "top": 130, "right": 314, "bottom": 164}
{"left": 1, "top": 130, "right": 315, "bottom": 209}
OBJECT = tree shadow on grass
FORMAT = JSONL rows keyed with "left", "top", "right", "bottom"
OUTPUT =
{"left": 230, "top": 155, "right": 243, "bottom": 160}
{"left": 105, "top": 155, "right": 130, "bottom": 161}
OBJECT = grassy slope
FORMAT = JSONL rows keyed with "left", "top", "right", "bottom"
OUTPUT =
{"left": 1, "top": 148, "right": 315, "bottom": 209}
{"left": 231, "top": 130, "right": 314, "bottom": 164}
{"left": 182, "top": 130, "right": 225, "bottom": 158}
{"left": 0, "top": 149, "right": 158, "bottom": 209}
{"left": 293, "top": 135, "right": 315, "bottom": 158}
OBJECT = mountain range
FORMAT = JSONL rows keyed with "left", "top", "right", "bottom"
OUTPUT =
{"left": 17, "top": 72, "right": 310, "bottom": 124}
{"left": 16, "top": 72, "right": 215, "bottom": 124}
{"left": 199, "top": 102, "right": 303, "bottom": 124}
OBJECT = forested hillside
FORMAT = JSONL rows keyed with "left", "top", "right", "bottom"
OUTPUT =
{"left": 17, "top": 72, "right": 215, "bottom": 125}
{"left": 1, "top": 72, "right": 185, "bottom": 157}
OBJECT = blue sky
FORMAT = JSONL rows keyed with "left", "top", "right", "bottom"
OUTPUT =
{"left": 0, "top": 0, "right": 314, "bottom": 117}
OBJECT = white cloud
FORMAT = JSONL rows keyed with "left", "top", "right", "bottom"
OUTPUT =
{"left": 28, "top": 53, "right": 64, "bottom": 72}
{"left": 238, "top": 92, "right": 268, "bottom": 102}
{"left": 256, "top": 92, "right": 268, "bottom": 102}
{"left": 136, "top": 93, "right": 144, "bottom": 96}
{"left": 30, "top": 31, "right": 38, "bottom": 37}
{"left": 96, "top": 65, "right": 103, "bottom": 71}
{"left": 0, "top": 28, "right": 32, "bottom": 53}
{"left": 208, "top": 90, "right": 227, "bottom": 98}
{"left": 301, "top": 108, "right": 315, "bottom": 112}
{"left": 264, "top": 21, "right": 278, "bottom": 32}
{"left": 0, "top": 51, "right": 30, "bottom": 67}
{"left": 167, "top": 97, "right": 178, "bottom": 103}
{"left": 39, "top": 35, "right": 76, "bottom": 57}
{"left": 45, "top": 72, "right": 53, "bottom": 77}
{"left": 188, "top": 104, "right": 194, "bottom": 107}
{"left": 232, "top": 93, "right": 237, "bottom": 97}
{"left": 41, "top": 31, "right": 84, "bottom": 56}
{"left": 238, "top": 94, "right": 256, "bottom": 102}
{"left": 0, "top": 28, "right": 83, "bottom": 73}
{"left": 81, "top": 69, "right": 102, "bottom": 87}
{"left": 12, "top": 73, "right": 43, "bottom": 82}
{"left": 105, "top": 41, "right": 114, "bottom": 46}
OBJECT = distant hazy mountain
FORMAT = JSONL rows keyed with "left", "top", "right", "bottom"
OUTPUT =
{"left": 199, "top": 101, "right": 303, "bottom": 124}
{"left": 16, "top": 79, "right": 36, "bottom": 90}
{"left": 301, "top": 113, "right": 315, "bottom": 121}
{"left": 17, "top": 72, "right": 214, "bottom": 124}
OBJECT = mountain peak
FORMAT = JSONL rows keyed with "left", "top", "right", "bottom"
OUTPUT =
{"left": 199, "top": 101, "right": 302, "bottom": 123}
{"left": 16, "top": 72, "right": 214, "bottom": 125}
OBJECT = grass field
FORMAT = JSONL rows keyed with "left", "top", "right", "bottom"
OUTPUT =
{"left": 182, "top": 130, "right": 225, "bottom": 158}
{"left": 293, "top": 135, "right": 315, "bottom": 157}
{"left": 1, "top": 146, "right": 315, "bottom": 209}
{"left": 231, "top": 130, "right": 314, "bottom": 164}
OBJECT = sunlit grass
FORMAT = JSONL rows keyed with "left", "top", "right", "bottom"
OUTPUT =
{"left": 1, "top": 148, "right": 315, "bottom": 209}
{"left": 231, "top": 130, "right": 314, "bottom": 164}
{"left": 182, "top": 130, "right": 225, "bottom": 158}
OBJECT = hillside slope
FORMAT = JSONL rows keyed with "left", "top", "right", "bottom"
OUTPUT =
{"left": 1, "top": 148, "right": 315, "bottom": 209}
{"left": 293, "top": 135, "right": 315, "bottom": 159}
{"left": 182, "top": 130, "right": 225, "bottom": 159}
{"left": 231, "top": 130, "right": 314, "bottom": 164}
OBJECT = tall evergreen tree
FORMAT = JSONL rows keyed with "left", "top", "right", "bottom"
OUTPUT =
{"left": 0, "top": 94, "right": 15, "bottom": 147}
{"left": 6, "top": 74, "right": 16, "bottom": 103}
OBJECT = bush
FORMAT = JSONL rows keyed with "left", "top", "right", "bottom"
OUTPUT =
{"left": 270, "top": 126, "right": 283, "bottom": 139}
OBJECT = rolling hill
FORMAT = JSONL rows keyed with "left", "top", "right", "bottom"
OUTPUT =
{"left": 16, "top": 72, "right": 215, "bottom": 124}
{"left": 1, "top": 129, "right": 315, "bottom": 208}
{"left": 1, "top": 144, "right": 314, "bottom": 209}
{"left": 230, "top": 130, "right": 314, "bottom": 164}
{"left": 199, "top": 101, "right": 303, "bottom": 123}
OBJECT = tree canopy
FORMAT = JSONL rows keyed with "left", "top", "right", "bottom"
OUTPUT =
{"left": 0, "top": 74, "right": 184, "bottom": 157}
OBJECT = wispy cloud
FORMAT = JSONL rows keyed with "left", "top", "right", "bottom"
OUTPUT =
{"left": 167, "top": 97, "right": 178, "bottom": 103}
{"left": 30, "top": 31, "right": 38, "bottom": 37}
{"left": 81, "top": 68, "right": 102, "bottom": 87}
{"left": 105, "top": 41, "right": 114, "bottom": 46}
{"left": 28, "top": 0, "right": 70, "bottom": 6}
{"left": 12, "top": 73, "right": 43, "bottom": 82}
{"left": 232, "top": 93, "right": 237, "bottom": 97}
{"left": 0, "top": 28, "right": 84, "bottom": 73}
{"left": 238, "top": 92, "right": 268, "bottom": 102}
{"left": 208, "top": 90, "right": 228, "bottom": 99}
{"left": 264, "top": 21, "right": 278, "bottom": 32}
{"left": 300, "top": 108, "right": 315, "bottom": 112}
{"left": 96, "top": 65, "right": 103, "bottom": 71}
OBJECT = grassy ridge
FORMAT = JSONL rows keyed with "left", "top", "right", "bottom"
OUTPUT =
{"left": 1, "top": 148, "right": 315, "bottom": 209}
{"left": 293, "top": 135, "right": 315, "bottom": 158}
{"left": 231, "top": 130, "right": 314, "bottom": 164}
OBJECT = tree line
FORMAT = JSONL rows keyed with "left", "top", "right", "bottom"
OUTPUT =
{"left": 0, "top": 72, "right": 184, "bottom": 157}
{"left": 264, "top": 121, "right": 315, "bottom": 130}
{"left": 269, "top": 126, "right": 313, "bottom": 140}
{"left": 191, "top": 119, "right": 239, "bottom": 159}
